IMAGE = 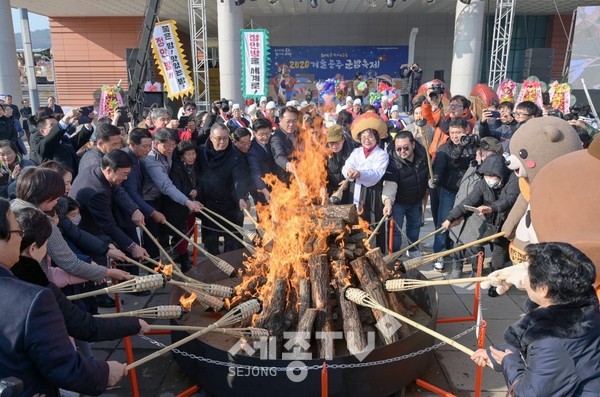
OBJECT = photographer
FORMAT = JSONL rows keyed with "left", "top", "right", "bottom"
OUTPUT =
{"left": 215, "top": 98, "right": 232, "bottom": 124}
{"left": 479, "top": 101, "right": 518, "bottom": 153}
{"left": 421, "top": 90, "right": 475, "bottom": 160}
{"left": 430, "top": 117, "right": 476, "bottom": 271}
{"left": 408, "top": 63, "right": 423, "bottom": 112}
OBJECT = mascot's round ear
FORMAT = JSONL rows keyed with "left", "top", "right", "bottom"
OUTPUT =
{"left": 543, "top": 125, "right": 563, "bottom": 143}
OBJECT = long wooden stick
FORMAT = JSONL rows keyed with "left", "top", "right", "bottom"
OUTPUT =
{"left": 139, "top": 223, "right": 177, "bottom": 266}
{"left": 242, "top": 208, "right": 264, "bottom": 237}
{"left": 418, "top": 122, "right": 434, "bottom": 181}
{"left": 162, "top": 220, "right": 236, "bottom": 276}
{"left": 199, "top": 208, "right": 256, "bottom": 253}
{"left": 148, "top": 325, "right": 269, "bottom": 340}
{"left": 401, "top": 232, "right": 506, "bottom": 272}
{"left": 67, "top": 275, "right": 166, "bottom": 300}
{"left": 385, "top": 275, "right": 508, "bottom": 292}
{"left": 345, "top": 288, "right": 492, "bottom": 368}
{"left": 201, "top": 207, "right": 260, "bottom": 247}
{"left": 292, "top": 169, "right": 308, "bottom": 197}
{"left": 384, "top": 226, "right": 445, "bottom": 264}
{"left": 122, "top": 256, "right": 209, "bottom": 290}
{"left": 366, "top": 215, "right": 388, "bottom": 248}
{"left": 126, "top": 299, "right": 261, "bottom": 370}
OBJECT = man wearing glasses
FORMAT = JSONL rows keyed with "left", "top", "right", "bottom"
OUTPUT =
{"left": 197, "top": 123, "right": 250, "bottom": 255}
{"left": 382, "top": 131, "right": 429, "bottom": 255}
{"left": 270, "top": 105, "right": 300, "bottom": 183}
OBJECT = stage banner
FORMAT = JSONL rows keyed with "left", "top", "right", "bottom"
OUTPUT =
{"left": 569, "top": 6, "right": 600, "bottom": 90}
{"left": 269, "top": 46, "right": 408, "bottom": 102}
{"left": 241, "top": 29, "right": 270, "bottom": 99}
{"left": 151, "top": 20, "right": 194, "bottom": 100}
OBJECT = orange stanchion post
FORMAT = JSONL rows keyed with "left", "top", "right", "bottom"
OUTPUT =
{"left": 388, "top": 217, "right": 395, "bottom": 255}
{"left": 321, "top": 361, "right": 328, "bottom": 397}
{"left": 474, "top": 320, "right": 487, "bottom": 397}
{"left": 113, "top": 286, "right": 141, "bottom": 397}
{"left": 414, "top": 379, "right": 457, "bottom": 397}
{"left": 176, "top": 385, "right": 200, "bottom": 397}
{"left": 123, "top": 335, "right": 140, "bottom": 397}
{"left": 437, "top": 251, "right": 485, "bottom": 324}
{"left": 192, "top": 223, "right": 198, "bottom": 267}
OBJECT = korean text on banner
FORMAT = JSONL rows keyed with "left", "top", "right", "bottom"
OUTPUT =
{"left": 151, "top": 20, "right": 194, "bottom": 100}
{"left": 241, "top": 29, "right": 270, "bottom": 99}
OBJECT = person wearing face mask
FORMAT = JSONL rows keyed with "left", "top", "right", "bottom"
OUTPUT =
{"left": 441, "top": 153, "right": 519, "bottom": 279}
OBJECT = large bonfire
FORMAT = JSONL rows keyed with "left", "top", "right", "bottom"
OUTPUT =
{"left": 227, "top": 119, "right": 413, "bottom": 358}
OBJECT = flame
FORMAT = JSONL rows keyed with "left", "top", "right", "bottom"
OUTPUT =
{"left": 232, "top": 114, "right": 374, "bottom": 329}
{"left": 154, "top": 261, "right": 173, "bottom": 278}
{"left": 179, "top": 292, "right": 197, "bottom": 311}
{"left": 161, "top": 264, "right": 173, "bottom": 277}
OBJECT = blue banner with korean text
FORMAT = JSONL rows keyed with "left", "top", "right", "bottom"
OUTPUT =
{"left": 269, "top": 46, "right": 408, "bottom": 103}
{"left": 271, "top": 46, "right": 408, "bottom": 80}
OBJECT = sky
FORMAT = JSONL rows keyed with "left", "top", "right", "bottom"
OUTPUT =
{"left": 11, "top": 8, "right": 49, "bottom": 33}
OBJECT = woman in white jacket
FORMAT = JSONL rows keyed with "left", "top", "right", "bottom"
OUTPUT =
{"left": 342, "top": 112, "right": 389, "bottom": 250}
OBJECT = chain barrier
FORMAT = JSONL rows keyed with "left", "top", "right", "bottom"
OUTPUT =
{"left": 136, "top": 321, "right": 481, "bottom": 372}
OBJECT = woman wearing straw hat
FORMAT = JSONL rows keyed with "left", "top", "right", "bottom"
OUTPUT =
{"left": 342, "top": 113, "right": 389, "bottom": 250}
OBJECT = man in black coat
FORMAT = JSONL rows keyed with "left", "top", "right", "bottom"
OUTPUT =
{"left": 270, "top": 105, "right": 300, "bottom": 183}
{"left": 382, "top": 130, "right": 429, "bottom": 254}
{"left": 45, "top": 95, "right": 64, "bottom": 116}
{"left": 0, "top": 104, "right": 19, "bottom": 149}
{"left": 246, "top": 118, "right": 280, "bottom": 205}
{"left": 30, "top": 111, "right": 93, "bottom": 173}
{"left": 69, "top": 150, "right": 148, "bottom": 260}
{"left": 197, "top": 123, "right": 249, "bottom": 255}
{"left": 0, "top": 199, "right": 126, "bottom": 396}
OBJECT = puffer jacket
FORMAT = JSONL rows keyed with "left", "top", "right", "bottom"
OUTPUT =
{"left": 499, "top": 296, "right": 600, "bottom": 396}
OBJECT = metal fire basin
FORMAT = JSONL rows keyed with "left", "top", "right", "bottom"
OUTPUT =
{"left": 169, "top": 249, "right": 439, "bottom": 397}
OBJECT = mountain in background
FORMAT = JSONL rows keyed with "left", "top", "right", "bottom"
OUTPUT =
{"left": 14, "top": 28, "right": 51, "bottom": 50}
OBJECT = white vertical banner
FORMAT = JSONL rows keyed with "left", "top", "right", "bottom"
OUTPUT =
{"left": 241, "top": 29, "right": 269, "bottom": 99}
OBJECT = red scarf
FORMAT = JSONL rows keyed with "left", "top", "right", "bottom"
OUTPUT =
{"left": 362, "top": 145, "right": 376, "bottom": 158}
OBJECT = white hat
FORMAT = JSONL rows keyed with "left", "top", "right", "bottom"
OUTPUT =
{"left": 381, "top": 95, "right": 389, "bottom": 102}
{"left": 391, "top": 105, "right": 399, "bottom": 113}
{"left": 260, "top": 96, "right": 267, "bottom": 103}
{"left": 291, "top": 100, "right": 300, "bottom": 107}
{"left": 285, "top": 100, "right": 294, "bottom": 107}
{"left": 346, "top": 96, "right": 353, "bottom": 103}
{"left": 246, "top": 104, "right": 257, "bottom": 116}
{"left": 232, "top": 103, "right": 240, "bottom": 110}
{"left": 266, "top": 101, "right": 276, "bottom": 110}
{"left": 300, "top": 100, "right": 309, "bottom": 107}
{"left": 353, "top": 98, "right": 362, "bottom": 106}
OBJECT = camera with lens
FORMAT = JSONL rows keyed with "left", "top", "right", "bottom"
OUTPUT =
{"left": 0, "top": 377, "right": 23, "bottom": 397}
{"left": 215, "top": 98, "right": 230, "bottom": 113}
{"left": 460, "top": 134, "right": 480, "bottom": 147}
{"left": 564, "top": 104, "right": 583, "bottom": 121}
{"left": 428, "top": 83, "right": 445, "bottom": 101}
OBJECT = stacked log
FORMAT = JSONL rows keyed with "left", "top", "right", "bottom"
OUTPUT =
{"left": 234, "top": 204, "right": 413, "bottom": 358}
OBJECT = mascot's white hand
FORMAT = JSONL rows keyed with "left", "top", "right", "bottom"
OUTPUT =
{"left": 481, "top": 262, "right": 528, "bottom": 295}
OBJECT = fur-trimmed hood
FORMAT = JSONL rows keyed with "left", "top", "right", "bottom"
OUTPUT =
{"left": 504, "top": 295, "right": 600, "bottom": 354}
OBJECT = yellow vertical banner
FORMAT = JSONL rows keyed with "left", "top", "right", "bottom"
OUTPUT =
{"left": 151, "top": 20, "right": 194, "bottom": 100}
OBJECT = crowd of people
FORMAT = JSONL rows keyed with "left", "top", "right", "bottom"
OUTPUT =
{"left": 0, "top": 75, "right": 599, "bottom": 396}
